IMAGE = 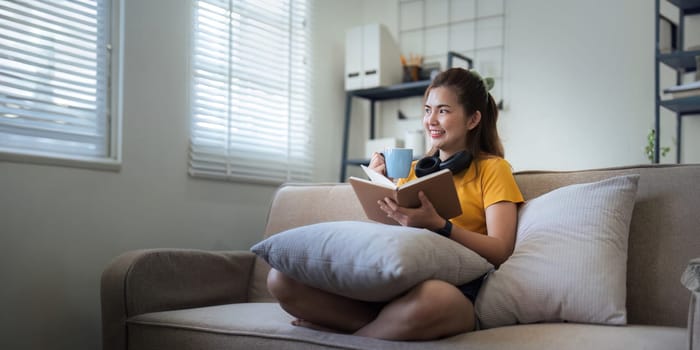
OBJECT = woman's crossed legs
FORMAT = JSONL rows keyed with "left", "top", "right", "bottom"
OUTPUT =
{"left": 267, "top": 269, "right": 476, "bottom": 341}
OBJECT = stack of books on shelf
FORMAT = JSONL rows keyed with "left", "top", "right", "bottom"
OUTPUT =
{"left": 663, "top": 81, "right": 700, "bottom": 99}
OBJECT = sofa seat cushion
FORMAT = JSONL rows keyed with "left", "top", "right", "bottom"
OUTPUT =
{"left": 126, "top": 303, "right": 685, "bottom": 350}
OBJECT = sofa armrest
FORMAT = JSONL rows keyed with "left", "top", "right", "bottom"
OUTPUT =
{"left": 101, "top": 249, "right": 256, "bottom": 350}
{"left": 683, "top": 258, "right": 700, "bottom": 350}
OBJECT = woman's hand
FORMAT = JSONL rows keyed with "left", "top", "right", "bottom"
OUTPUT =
{"left": 368, "top": 152, "right": 386, "bottom": 176}
{"left": 378, "top": 191, "right": 445, "bottom": 230}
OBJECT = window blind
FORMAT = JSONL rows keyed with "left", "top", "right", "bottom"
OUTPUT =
{"left": 190, "top": 0, "right": 313, "bottom": 184}
{"left": 0, "top": 0, "right": 114, "bottom": 162}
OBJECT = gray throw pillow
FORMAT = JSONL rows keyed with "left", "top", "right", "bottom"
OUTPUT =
{"left": 251, "top": 221, "right": 493, "bottom": 302}
{"left": 475, "top": 175, "right": 640, "bottom": 328}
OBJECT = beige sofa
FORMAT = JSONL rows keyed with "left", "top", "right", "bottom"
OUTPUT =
{"left": 102, "top": 164, "right": 700, "bottom": 350}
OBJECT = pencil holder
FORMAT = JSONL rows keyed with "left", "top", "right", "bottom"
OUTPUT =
{"left": 402, "top": 65, "right": 421, "bottom": 82}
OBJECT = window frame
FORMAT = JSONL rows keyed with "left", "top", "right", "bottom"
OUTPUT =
{"left": 0, "top": 0, "right": 124, "bottom": 171}
{"left": 188, "top": 0, "right": 313, "bottom": 185}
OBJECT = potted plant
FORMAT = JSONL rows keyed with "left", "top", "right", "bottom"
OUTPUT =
{"left": 644, "top": 129, "right": 671, "bottom": 163}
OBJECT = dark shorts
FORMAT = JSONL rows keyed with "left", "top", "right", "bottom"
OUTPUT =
{"left": 457, "top": 274, "right": 486, "bottom": 304}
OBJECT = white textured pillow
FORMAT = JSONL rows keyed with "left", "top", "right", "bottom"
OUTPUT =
{"left": 251, "top": 221, "right": 493, "bottom": 302}
{"left": 683, "top": 259, "right": 700, "bottom": 350}
{"left": 475, "top": 175, "right": 639, "bottom": 328}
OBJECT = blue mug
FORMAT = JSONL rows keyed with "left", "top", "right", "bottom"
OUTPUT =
{"left": 384, "top": 148, "right": 413, "bottom": 179}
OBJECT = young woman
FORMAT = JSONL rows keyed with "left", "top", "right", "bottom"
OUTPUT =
{"left": 267, "top": 67, "right": 524, "bottom": 340}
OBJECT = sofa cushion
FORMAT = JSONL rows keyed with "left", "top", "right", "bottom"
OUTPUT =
{"left": 126, "top": 303, "right": 686, "bottom": 350}
{"left": 476, "top": 175, "right": 639, "bottom": 328}
{"left": 251, "top": 220, "right": 492, "bottom": 302}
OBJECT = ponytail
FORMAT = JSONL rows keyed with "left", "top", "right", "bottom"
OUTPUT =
{"left": 481, "top": 93, "right": 503, "bottom": 158}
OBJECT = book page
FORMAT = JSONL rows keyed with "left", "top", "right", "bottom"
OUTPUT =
{"left": 360, "top": 165, "right": 396, "bottom": 188}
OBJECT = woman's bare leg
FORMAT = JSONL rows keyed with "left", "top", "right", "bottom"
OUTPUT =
{"left": 267, "top": 269, "right": 382, "bottom": 333}
{"left": 354, "top": 280, "right": 475, "bottom": 340}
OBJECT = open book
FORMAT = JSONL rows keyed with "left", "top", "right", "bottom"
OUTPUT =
{"left": 348, "top": 165, "right": 462, "bottom": 225}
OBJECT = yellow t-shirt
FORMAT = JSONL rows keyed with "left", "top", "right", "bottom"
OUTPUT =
{"left": 397, "top": 156, "right": 524, "bottom": 235}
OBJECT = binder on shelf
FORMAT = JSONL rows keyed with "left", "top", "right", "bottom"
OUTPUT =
{"left": 345, "top": 24, "right": 402, "bottom": 91}
{"left": 658, "top": 16, "right": 676, "bottom": 53}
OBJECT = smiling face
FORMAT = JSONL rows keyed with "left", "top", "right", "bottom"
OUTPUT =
{"left": 423, "top": 86, "right": 480, "bottom": 161}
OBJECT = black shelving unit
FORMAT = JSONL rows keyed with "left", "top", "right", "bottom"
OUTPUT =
{"left": 339, "top": 80, "right": 431, "bottom": 182}
{"left": 654, "top": 0, "right": 700, "bottom": 163}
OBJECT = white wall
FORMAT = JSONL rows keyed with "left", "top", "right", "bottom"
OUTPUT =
{"left": 503, "top": 0, "right": 652, "bottom": 170}
{"left": 1, "top": 0, "right": 698, "bottom": 349}
{"left": 311, "top": 2, "right": 365, "bottom": 181}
